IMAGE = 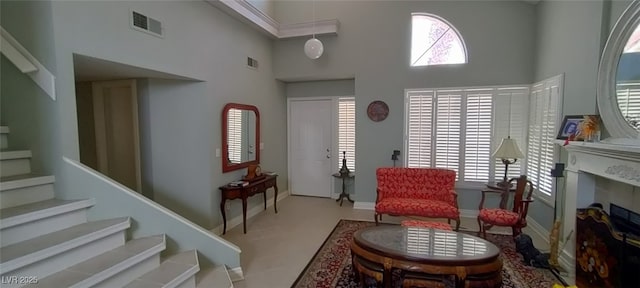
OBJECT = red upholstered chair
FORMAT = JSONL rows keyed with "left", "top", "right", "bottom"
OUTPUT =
{"left": 375, "top": 168, "right": 460, "bottom": 231}
{"left": 477, "top": 175, "right": 534, "bottom": 239}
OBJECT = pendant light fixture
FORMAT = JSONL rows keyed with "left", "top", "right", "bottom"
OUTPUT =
{"left": 304, "top": 0, "right": 323, "bottom": 59}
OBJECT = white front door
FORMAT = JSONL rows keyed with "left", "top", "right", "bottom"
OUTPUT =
{"left": 289, "top": 99, "right": 333, "bottom": 197}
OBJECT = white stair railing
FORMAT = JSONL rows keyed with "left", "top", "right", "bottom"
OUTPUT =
{"left": 0, "top": 26, "right": 56, "bottom": 100}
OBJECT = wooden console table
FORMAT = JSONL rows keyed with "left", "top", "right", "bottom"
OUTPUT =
{"left": 219, "top": 174, "right": 278, "bottom": 234}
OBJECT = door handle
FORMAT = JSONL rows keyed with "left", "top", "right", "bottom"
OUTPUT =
{"left": 327, "top": 155, "right": 331, "bottom": 159}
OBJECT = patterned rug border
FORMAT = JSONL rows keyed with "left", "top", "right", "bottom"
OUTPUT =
{"left": 291, "top": 219, "right": 562, "bottom": 288}
{"left": 291, "top": 219, "right": 348, "bottom": 286}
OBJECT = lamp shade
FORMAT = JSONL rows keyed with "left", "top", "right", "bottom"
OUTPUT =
{"left": 304, "top": 38, "right": 324, "bottom": 59}
{"left": 492, "top": 137, "right": 524, "bottom": 159}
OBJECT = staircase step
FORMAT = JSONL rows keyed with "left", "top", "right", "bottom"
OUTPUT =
{"left": 125, "top": 250, "right": 200, "bottom": 288}
{"left": 0, "top": 217, "right": 130, "bottom": 281}
{"left": 0, "top": 174, "right": 55, "bottom": 209}
{"left": 28, "top": 235, "right": 166, "bottom": 288}
{"left": 0, "top": 150, "right": 32, "bottom": 177}
{"left": 0, "top": 126, "right": 9, "bottom": 150}
{"left": 195, "top": 265, "right": 233, "bottom": 288}
{"left": 0, "top": 198, "right": 95, "bottom": 247}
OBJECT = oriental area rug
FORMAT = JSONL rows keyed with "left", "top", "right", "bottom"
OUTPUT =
{"left": 291, "top": 219, "right": 559, "bottom": 288}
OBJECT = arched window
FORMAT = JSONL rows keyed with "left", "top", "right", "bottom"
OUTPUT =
{"left": 411, "top": 13, "right": 467, "bottom": 66}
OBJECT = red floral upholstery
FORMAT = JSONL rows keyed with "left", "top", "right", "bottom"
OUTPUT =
{"left": 401, "top": 220, "right": 452, "bottom": 230}
{"left": 478, "top": 209, "right": 519, "bottom": 226}
{"left": 477, "top": 175, "right": 534, "bottom": 239}
{"left": 375, "top": 168, "right": 460, "bottom": 230}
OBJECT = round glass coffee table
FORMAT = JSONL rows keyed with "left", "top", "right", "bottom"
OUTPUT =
{"left": 350, "top": 226, "right": 502, "bottom": 288}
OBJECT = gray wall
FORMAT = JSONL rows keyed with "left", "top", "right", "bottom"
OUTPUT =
{"left": 2, "top": 0, "right": 288, "bottom": 231}
{"left": 529, "top": 0, "right": 630, "bottom": 231}
{"left": 1, "top": 0, "right": 58, "bottom": 177}
{"left": 275, "top": 1, "right": 537, "bottom": 211}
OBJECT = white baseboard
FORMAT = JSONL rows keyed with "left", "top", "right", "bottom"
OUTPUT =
{"left": 525, "top": 216, "right": 550, "bottom": 246}
{"left": 353, "top": 201, "right": 374, "bottom": 210}
{"left": 227, "top": 266, "right": 244, "bottom": 282}
{"left": 459, "top": 209, "right": 478, "bottom": 218}
{"left": 212, "top": 191, "right": 289, "bottom": 235}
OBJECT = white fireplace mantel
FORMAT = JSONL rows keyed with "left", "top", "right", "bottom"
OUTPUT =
{"left": 558, "top": 139, "right": 640, "bottom": 280}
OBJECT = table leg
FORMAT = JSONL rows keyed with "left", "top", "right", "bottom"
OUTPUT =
{"left": 242, "top": 197, "right": 248, "bottom": 234}
{"left": 263, "top": 190, "right": 267, "bottom": 210}
{"left": 273, "top": 184, "right": 279, "bottom": 213}
{"left": 220, "top": 199, "right": 227, "bottom": 235}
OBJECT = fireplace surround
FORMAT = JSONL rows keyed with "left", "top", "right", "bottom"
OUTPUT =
{"left": 560, "top": 141, "right": 640, "bottom": 283}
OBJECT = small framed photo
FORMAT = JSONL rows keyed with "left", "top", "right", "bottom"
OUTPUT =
{"left": 557, "top": 115, "right": 584, "bottom": 140}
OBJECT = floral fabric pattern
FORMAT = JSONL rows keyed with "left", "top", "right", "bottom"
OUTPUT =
{"left": 375, "top": 168, "right": 459, "bottom": 222}
{"left": 400, "top": 220, "right": 452, "bottom": 230}
{"left": 479, "top": 208, "right": 519, "bottom": 226}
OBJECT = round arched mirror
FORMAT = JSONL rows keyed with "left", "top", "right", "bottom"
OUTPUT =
{"left": 598, "top": 0, "right": 640, "bottom": 141}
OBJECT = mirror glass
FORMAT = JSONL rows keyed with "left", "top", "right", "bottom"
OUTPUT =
{"left": 616, "top": 24, "right": 640, "bottom": 129}
{"left": 222, "top": 103, "right": 260, "bottom": 172}
{"left": 597, "top": 1, "right": 640, "bottom": 140}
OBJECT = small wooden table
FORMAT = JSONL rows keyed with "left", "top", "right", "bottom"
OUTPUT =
{"left": 219, "top": 174, "right": 278, "bottom": 234}
{"left": 332, "top": 172, "right": 354, "bottom": 206}
{"left": 351, "top": 226, "right": 502, "bottom": 288}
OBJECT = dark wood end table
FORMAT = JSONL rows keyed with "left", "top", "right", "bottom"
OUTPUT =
{"left": 332, "top": 172, "right": 354, "bottom": 206}
{"left": 219, "top": 174, "right": 278, "bottom": 234}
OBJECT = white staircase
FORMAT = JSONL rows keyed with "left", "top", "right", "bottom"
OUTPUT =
{"left": 0, "top": 126, "right": 233, "bottom": 287}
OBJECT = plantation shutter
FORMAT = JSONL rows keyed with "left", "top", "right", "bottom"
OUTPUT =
{"left": 464, "top": 90, "right": 493, "bottom": 182}
{"left": 227, "top": 109, "right": 242, "bottom": 163}
{"left": 338, "top": 97, "right": 356, "bottom": 171}
{"left": 407, "top": 90, "right": 434, "bottom": 167}
{"left": 527, "top": 75, "right": 563, "bottom": 199}
{"left": 493, "top": 87, "right": 529, "bottom": 181}
{"left": 435, "top": 91, "right": 462, "bottom": 177}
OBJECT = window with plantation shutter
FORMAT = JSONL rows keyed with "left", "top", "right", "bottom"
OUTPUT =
{"left": 227, "top": 108, "right": 242, "bottom": 163}
{"left": 617, "top": 81, "right": 640, "bottom": 129}
{"left": 406, "top": 91, "right": 434, "bottom": 168}
{"left": 435, "top": 91, "right": 462, "bottom": 177}
{"left": 405, "top": 85, "right": 529, "bottom": 185}
{"left": 526, "top": 75, "right": 563, "bottom": 203}
{"left": 464, "top": 90, "right": 493, "bottom": 182}
{"left": 493, "top": 88, "right": 528, "bottom": 182}
{"left": 338, "top": 97, "right": 356, "bottom": 172}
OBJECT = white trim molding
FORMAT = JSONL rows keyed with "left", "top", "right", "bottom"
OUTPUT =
{"left": 353, "top": 201, "right": 375, "bottom": 210}
{"left": 279, "top": 19, "right": 340, "bottom": 39}
{"left": 0, "top": 26, "right": 56, "bottom": 100}
{"left": 207, "top": 0, "right": 339, "bottom": 39}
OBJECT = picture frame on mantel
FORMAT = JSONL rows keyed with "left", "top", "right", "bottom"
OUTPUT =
{"left": 557, "top": 115, "right": 585, "bottom": 140}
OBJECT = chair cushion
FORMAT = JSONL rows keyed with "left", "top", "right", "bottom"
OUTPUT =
{"left": 375, "top": 198, "right": 459, "bottom": 219}
{"left": 478, "top": 208, "right": 520, "bottom": 226}
{"left": 401, "top": 220, "right": 452, "bottom": 230}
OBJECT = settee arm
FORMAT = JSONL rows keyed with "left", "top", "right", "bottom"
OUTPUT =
{"left": 376, "top": 187, "right": 385, "bottom": 203}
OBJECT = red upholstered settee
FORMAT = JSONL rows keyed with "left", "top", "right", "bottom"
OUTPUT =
{"left": 375, "top": 167, "right": 460, "bottom": 230}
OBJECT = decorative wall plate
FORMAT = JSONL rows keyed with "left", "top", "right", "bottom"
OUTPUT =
{"left": 367, "top": 100, "right": 389, "bottom": 122}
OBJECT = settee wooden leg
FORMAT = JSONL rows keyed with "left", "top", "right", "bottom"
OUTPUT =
{"left": 375, "top": 213, "right": 379, "bottom": 225}
{"left": 455, "top": 218, "right": 461, "bottom": 231}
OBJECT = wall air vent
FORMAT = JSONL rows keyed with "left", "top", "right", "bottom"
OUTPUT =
{"left": 131, "top": 10, "right": 163, "bottom": 38}
{"left": 247, "top": 57, "right": 259, "bottom": 69}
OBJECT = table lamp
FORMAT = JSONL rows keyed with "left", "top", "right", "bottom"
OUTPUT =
{"left": 493, "top": 136, "right": 524, "bottom": 186}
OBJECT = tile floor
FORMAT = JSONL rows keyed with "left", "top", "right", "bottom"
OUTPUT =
{"left": 220, "top": 195, "right": 549, "bottom": 288}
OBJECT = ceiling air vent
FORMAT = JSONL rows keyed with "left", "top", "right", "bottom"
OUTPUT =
{"left": 247, "top": 57, "right": 258, "bottom": 69}
{"left": 131, "top": 11, "right": 163, "bottom": 38}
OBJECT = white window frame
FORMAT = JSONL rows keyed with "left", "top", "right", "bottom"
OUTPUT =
{"left": 526, "top": 74, "right": 564, "bottom": 207}
{"left": 404, "top": 85, "right": 529, "bottom": 188}
{"left": 337, "top": 97, "right": 356, "bottom": 172}
{"left": 410, "top": 13, "right": 468, "bottom": 67}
